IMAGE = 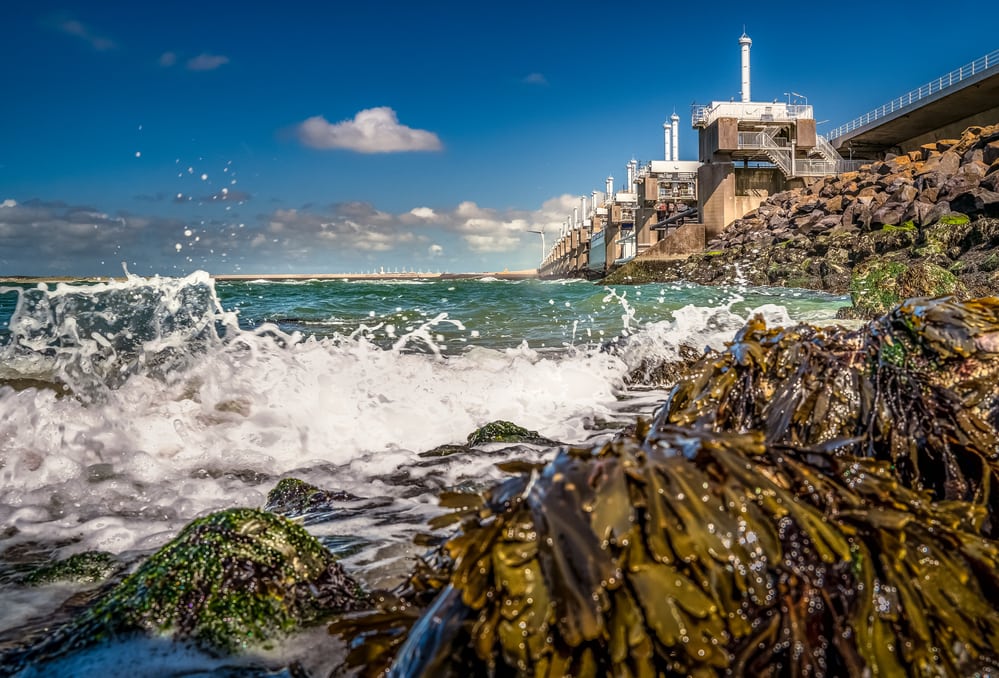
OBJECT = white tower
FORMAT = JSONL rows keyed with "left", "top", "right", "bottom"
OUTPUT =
{"left": 606, "top": 176, "right": 614, "bottom": 198}
{"left": 739, "top": 31, "right": 752, "bottom": 102}
{"left": 670, "top": 112, "right": 680, "bottom": 161}
{"left": 663, "top": 122, "right": 672, "bottom": 161}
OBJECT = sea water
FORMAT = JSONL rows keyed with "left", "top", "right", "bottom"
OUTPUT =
{"left": 0, "top": 272, "right": 849, "bottom": 675}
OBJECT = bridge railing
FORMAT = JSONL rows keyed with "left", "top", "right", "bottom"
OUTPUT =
{"left": 828, "top": 48, "right": 999, "bottom": 141}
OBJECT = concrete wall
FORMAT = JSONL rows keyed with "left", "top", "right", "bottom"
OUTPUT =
{"left": 700, "top": 118, "right": 739, "bottom": 160}
{"left": 635, "top": 209, "right": 658, "bottom": 252}
{"left": 604, "top": 221, "right": 620, "bottom": 266}
{"left": 796, "top": 118, "right": 816, "bottom": 148}
{"left": 899, "top": 106, "right": 999, "bottom": 152}
{"left": 699, "top": 163, "right": 779, "bottom": 241}
{"left": 736, "top": 167, "right": 783, "bottom": 197}
{"left": 641, "top": 222, "right": 706, "bottom": 258}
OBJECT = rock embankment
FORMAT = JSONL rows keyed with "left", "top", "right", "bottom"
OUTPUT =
{"left": 608, "top": 124, "right": 999, "bottom": 317}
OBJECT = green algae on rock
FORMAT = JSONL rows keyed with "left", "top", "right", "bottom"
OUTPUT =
{"left": 845, "top": 259, "right": 967, "bottom": 319}
{"left": 263, "top": 477, "right": 359, "bottom": 516}
{"left": 22, "top": 550, "right": 121, "bottom": 586}
{"left": 466, "top": 420, "right": 557, "bottom": 447}
{"left": 10, "top": 508, "right": 366, "bottom": 669}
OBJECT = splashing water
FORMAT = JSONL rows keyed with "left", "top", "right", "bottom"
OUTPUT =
{"left": 0, "top": 272, "right": 849, "bottom": 669}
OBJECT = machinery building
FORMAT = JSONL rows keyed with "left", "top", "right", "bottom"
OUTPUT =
{"left": 538, "top": 32, "right": 859, "bottom": 279}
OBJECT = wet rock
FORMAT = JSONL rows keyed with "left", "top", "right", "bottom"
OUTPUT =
{"left": 21, "top": 551, "right": 122, "bottom": 586}
{"left": 418, "top": 443, "right": 475, "bottom": 458}
{"left": 263, "top": 477, "right": 359, "bottom": 516}
{"left": 845, "top": 258, "right": 966, "bottom": 319}
{"left": 8, "top": 508, "right": 367, "bottom": 670}
{"left": 466, "top": 420, "right": 557, "bottom": 447}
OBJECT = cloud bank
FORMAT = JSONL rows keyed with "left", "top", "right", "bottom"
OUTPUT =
{"left": 0, "top": 193, "right": 580, "bottom": 275}
{"left": 296, "top": 107, "right": 443, "bottom": 153}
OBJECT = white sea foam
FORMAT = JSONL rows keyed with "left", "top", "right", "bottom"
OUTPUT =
{"left": 0, "top": 271, "right": 845, "bottom": 651}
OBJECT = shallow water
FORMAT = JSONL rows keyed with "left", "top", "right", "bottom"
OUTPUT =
{"left": 0, "top": 272, "right": 849, "bottom": 673}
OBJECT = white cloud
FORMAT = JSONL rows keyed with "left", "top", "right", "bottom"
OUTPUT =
{"left": 410, "top": 207, "right": 436, "bottom": 219}
{"left": 523, "top": 72, "right": 548, "bottom": 86}
{"left": 428, "top": 244, "right": 443, "bottom": 256}
{"left": 57, "top": 18, "right": 116, "bottom": 51}
{"left": 159, "top": 51, "right": 177, "bottom": 67}
{"left": 186, "top": 53, "right": 230, "bottom": 71}
{"left": 295, "top": 107, "right": 443, "bottom": 153}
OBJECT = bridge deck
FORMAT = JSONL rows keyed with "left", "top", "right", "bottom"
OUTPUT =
{"left": 830, "top": 51, "right": 999, "bottom": 158}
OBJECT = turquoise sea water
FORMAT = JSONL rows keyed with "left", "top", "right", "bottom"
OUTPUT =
{"left": 0, "top": 273, "right": 849, "bottom": 674}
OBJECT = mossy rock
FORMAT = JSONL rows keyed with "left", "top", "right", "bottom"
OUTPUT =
{"left": 12, "top": 508, "right": 367, "bottom": 667}
{"left": 466, "top": 420, "right": 556, "bottom": 447}
{"left": 600, "top": 260, "right": 683, "bottom": 285}
{"left": 848, "top": 259, "right": 966, "bottom": 319}
{"left": 22, "top": 551, "right": 122, "bottom": 586}
{"left": 981, "top": 253, "right": 999, "bottom": 273}
{"left": 263, "top": 477, "right": 358, "bottom": 516}
{"left": 864, "top": 226, "right": 918, "bottom": 254}
{"left": 938, "top": 212, "right": 971, "bottom": 225}
{"left": 960, "top": 217, "right": 999, "bottom": 250}
{"left": 923, "top": 218, "right": 975, "bottom": 255}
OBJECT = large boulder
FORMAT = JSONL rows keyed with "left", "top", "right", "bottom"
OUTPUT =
{"left": 8, "top": 508, "right": 366, "bottom": 670}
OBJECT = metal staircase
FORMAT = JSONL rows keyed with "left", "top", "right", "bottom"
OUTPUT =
{"left": 735, "top": 129, "right": 859, "bottom": 178}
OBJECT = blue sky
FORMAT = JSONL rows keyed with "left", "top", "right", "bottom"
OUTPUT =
{"left": 1, "top": 0, "right": 995, "bottom": 276}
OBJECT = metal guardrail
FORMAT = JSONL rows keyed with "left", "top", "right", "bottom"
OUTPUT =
{"left": 828, "top": 48, "right": 999, "bottom": 141}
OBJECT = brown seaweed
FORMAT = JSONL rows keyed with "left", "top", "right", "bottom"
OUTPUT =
{"left": 331, "top": 297, "right": 999, "bottom": 676}
{"left": 661, "top": 295, "right": 999, "bottom": 536}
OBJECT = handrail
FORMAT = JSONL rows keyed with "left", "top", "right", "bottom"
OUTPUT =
{"left": 692, "top": 102, "right": 813, "bottom": 128}
{"left": 813, "top": 135, "right": 841, "bottom": 162}
{"left": 828, "top": 48, "right": 999, "bottom": 140}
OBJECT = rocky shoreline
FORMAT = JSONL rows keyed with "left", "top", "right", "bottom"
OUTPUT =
{"left": 606, "top": 123, "right": 999, "bottom": 317}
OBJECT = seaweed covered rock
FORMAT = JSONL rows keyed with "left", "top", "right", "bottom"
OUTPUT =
{"left": 844, "top": 257, "right": 967, "bottom": 319}
{"left": 21, "top": 550, "right": 121, "bottom": 586}
{"left": 9, "top": 508, "right": 366, "bottom": 669}
{"left": 332, "top": 296, "right": 999, "bottom": 676}
{"left": 466, "top": 420, "right": 557, "bottom": 447}
{"left": 335, "top": 426, "right": 999, "bottom": 676}
{"left": 263, "top": 477, "right": 358, "bottom": 516}
{"left": 662, "top": 295, "right": 999, "bottom": 534}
